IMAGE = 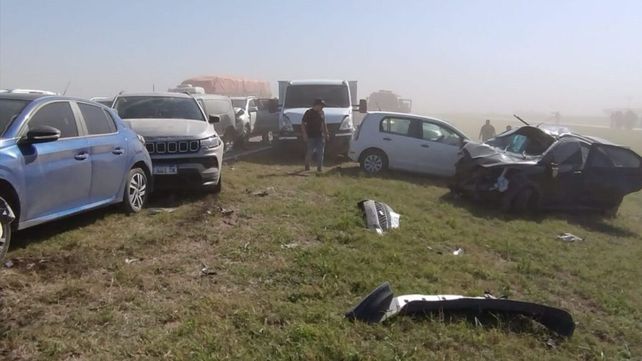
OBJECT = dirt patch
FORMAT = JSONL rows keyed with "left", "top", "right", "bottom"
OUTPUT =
{"left": 3, "top": 253, "right": 86, "bottom": 281}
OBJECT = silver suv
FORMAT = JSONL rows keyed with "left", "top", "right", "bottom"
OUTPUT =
{"left": 192, "top": 94, "right": 237, "bottom": 149}
{"left": 113, "top": 92, "right": 224, "bottom": 192}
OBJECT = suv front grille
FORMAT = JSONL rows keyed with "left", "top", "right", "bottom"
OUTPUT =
{"left": 146, "top": 140, "right": 200, "bottom": 154}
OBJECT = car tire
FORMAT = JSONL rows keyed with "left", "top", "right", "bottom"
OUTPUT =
{"left": 603, "top": 200, "right": 622, "bottom": 218}
{"left": 513, "top": 187, "right": 536, "bottom": 213}
{"left": 206, "top": 175, "right": 222, "bottom": 194}
{"left": 123, "top": 167, "right": 148, "bottom": 214}
{"left": 223, "top": 127, "right": 236, "bottom": 152}
{"left": 360, "top": 149, "right": 388, "bottom": 175}
{"left": 0, "top": 196, "right": 13, "bottom": 262}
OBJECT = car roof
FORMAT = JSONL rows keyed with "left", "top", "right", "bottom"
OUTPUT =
{"left": 367, "top": 111, "right": 452, "bottom": 125}
{"left": 289, "top": 79, "right": 345, "bottom": 86}
{"left": 0, "top": 93, "right": 48, "bottom": 101}
{"left": 366, "top": 111, "right": 468, "bottom": 138}
{"left": 191, "top": 94, "right": 231, "bottom": 100}
{"left": 116, "top": 92, "right": 194, "bottom": 99}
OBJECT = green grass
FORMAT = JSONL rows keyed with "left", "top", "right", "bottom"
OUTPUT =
{"left": 1, "top": 150, "right": 641, "bottom": 360}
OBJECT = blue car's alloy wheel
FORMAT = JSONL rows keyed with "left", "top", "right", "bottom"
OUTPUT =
{"left": 124, "top": 168, "right": 147, "bottom": 213}
{"left": 0, "top": 197, "right": 12, "bottom": 261}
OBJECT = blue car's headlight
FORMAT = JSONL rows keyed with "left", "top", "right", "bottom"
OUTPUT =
{"left": 200, "top": 136, "right": 221, "bottom": 149}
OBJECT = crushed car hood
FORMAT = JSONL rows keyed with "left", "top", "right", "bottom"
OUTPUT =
{"left": 123, "top": 118, "right": 212, "bottom": 139}
{"left": 462, "top": 142, "right": 540, "bottom": 167}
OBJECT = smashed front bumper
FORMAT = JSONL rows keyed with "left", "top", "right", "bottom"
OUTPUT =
{"left": 450, "top": 159, "right": 508, "bottom": 201}
{"left": 345, "top": 282, "right": 575, "bottom": 337}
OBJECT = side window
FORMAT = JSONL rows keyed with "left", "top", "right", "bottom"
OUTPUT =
{"left": 380, "top": 117, "right": 413, "bottom": 137}
{"left": 544, "top": 141, "right": 587, "bottom": 170}
{"left": 78, "top": 103, "right": 117, "bottom": 135}
{"left": 249, "top": 99, "right": 256, "bottom": 110}
{"left": 28, "top": 102, "right": 78, "bottom": 138}
{"left": 592, "top": 146, "right": 641, "bottom": 168}
{"left": 421, "top": 121, "right": 461, "bottom": 146}
{"left": 421, "top": 122, "right": 443, "bottom": 141}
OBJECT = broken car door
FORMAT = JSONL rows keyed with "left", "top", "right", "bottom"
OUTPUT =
{"left": 539, "top": 139, "right": 589, "bottom": 208}
{"left": 582, "top": 144, "right": 642, "bottom": 209}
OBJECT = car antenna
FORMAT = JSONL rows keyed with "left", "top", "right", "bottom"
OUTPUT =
{"left": 513, "top": 114, "right": 530, "bottom": 126}
{"left": 62, "top": 81, "right": 71, "bottom": 95}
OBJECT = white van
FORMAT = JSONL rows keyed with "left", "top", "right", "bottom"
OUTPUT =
{"left": 278, "top": 79, "right": 366, "bottom": 154}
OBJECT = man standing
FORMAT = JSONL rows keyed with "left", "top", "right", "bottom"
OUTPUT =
{"left": 479, "top": 119, "right": 496, "bottom": 142}
{"left": 301, "top": 99, "right": 329, "bottom": 172}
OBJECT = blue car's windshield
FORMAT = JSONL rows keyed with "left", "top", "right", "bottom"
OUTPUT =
{"left": 114, "top": 96, "right": 204, "bottom": 121}
{"left": 0, "top": 99, "right": 29, "bottom": 136}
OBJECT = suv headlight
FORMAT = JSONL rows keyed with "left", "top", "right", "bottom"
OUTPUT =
{"left": 200, "top": 135, "right": 221, "bottom": 149}
{"left": 339, "top": 115, "right": 354, "bottom": 131}
{"left": 280, "top": 114, "right": 293, "bottom": 132}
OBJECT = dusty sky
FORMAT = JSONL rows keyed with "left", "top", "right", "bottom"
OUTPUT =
{"left": 1, "top": 0, "right": 641, "bottom": 115}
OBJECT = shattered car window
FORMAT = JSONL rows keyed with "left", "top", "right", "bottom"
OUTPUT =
{"left": 487, "top": 127, "right": 554, "bottom": 156}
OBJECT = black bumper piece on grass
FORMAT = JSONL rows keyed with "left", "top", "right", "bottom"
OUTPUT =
{"left": 346, "top": 282, "right": 575, "bottom": 337}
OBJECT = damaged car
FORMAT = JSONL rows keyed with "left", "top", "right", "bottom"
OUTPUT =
{"left": 450, "top": 125, "right": 642, "bottom": 215}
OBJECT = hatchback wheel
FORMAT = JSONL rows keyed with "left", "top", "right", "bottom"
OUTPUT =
{"left": 0, "top": 197, "right": 13, "bottom": 261}
{"left": 123, "top": 168, "right": 148, "bottom": 213}
{"left": 360, "top": 150, "right": 388, "bottom": 175}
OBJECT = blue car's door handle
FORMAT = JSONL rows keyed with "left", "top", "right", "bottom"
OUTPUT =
{"left": 112, "top": 147, "right": 124, "bottom": 155}
{"left": 74, "top": 152, "right": 88, "bottom": 161}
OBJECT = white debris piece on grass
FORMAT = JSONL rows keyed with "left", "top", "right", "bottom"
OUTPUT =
{"left": 148, "top": 208, "right": 177, "bottom": 215}
{"left": 452, "top": 248, "right": 464, "bottom": 256}
{"left": 125, "top": 258, "right": 141, "bottom": 264}
{"left": 557, "top": 233, "right": 583, "bottom": 242}
{"left": 280, "top": 242, "right": 299, "bottom": 249}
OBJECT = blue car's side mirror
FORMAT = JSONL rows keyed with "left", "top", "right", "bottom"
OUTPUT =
{"left": 21, "top": 126, "right": 61, "bottom": 144}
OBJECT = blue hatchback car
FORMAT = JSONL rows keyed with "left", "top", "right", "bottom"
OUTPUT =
{"left": 0, "top": 93, "right": 153, "bottom": 259}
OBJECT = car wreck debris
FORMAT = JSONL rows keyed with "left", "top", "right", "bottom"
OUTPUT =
{"left": 357, "top": 200, "right": 400, "bottom": 235}
{"left": 452, "top": 248, "right": 464, "bottom": 256}
{"left": 200, "top": 262, "right": 217, "bottom": 277}
{"left": 345, "top": 282, "right": 575, "bottom": 337}
{"left": 450, "top": 125, "right": 642, "bottom": 215}
{"left": 148, "top": 208, "right": 177, "bottom": 215}
{"left": 557, "top": 233, "right": 583, "bottom": 242}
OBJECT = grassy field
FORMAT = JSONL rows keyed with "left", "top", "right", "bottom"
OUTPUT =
{"left": 1, "top": 132, "right": 641, "bottom": 360}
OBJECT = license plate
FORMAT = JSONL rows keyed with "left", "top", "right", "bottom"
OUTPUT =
{"left": 153, "top": 165, "right": 178, "bottom": 175}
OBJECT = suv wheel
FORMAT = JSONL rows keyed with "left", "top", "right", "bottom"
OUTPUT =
{"left": 206, "top": 175, "right": 222, "bottom": 194}
{"left": 123, "top": 168, "right": 148, "bottom": 213}
{"left": 0, "top": 196, "right": 13, "bottom": 261}
{"left": 360, "top": 150, "right": 388, "bottom": 175}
